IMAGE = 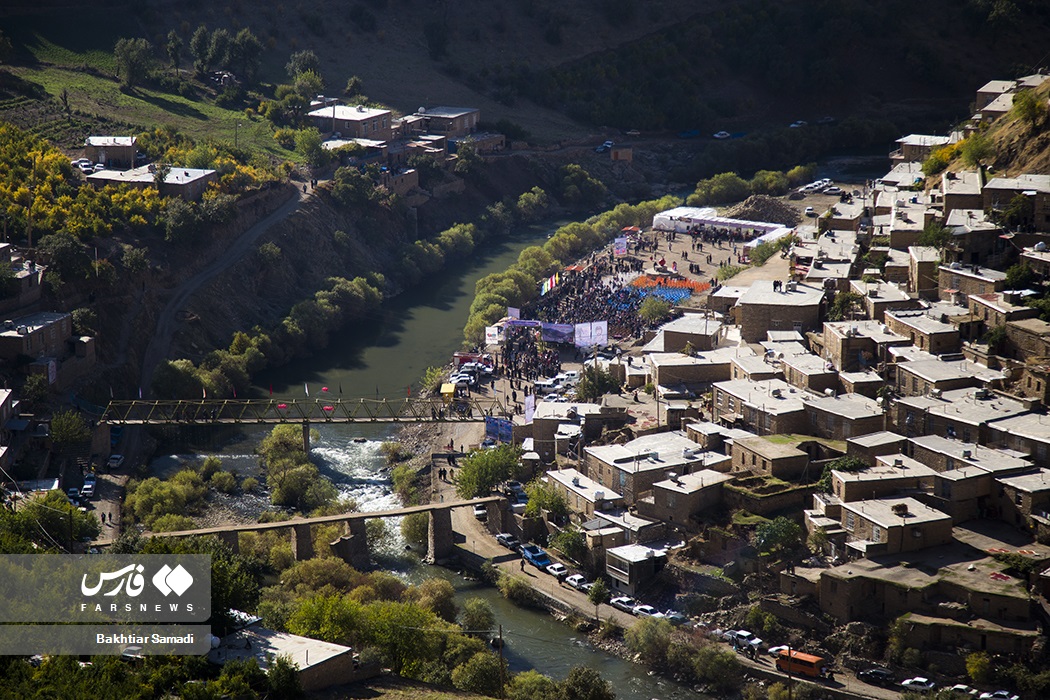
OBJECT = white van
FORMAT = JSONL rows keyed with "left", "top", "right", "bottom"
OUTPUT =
{"left": 556, "top": 370, "right": 581, "bottom": 387}
{"left": 534, "top": 378, "right": 562, "bottom": 393}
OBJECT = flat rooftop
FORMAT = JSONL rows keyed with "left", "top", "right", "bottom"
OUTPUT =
{"left": 804, "top": 393, "right": 882, "bottom": 419}
{"left": 547, "top": 468, "right": 622, "bottom": 502}
{"left": 585, "top": 432, "right": 730, "bottom": 473}
{"left": 841, "top": 496, "right": 949, "bottom": 528}
{"left": 908, "top": 434, "right": 1031, "bottom": 474}
{"left": 654, "top": 468, "right": 733, "bottom": 494}
{"left": 848, "top": 431, "right": 905, "bottom": 449}
{"left": 0, "top": 311, "right": 69, "bottom": 336}
{"left": 307, "top": 104, "right": 391, "bottom": 122}
{"left": 714, "top": 378, "right": 809, "bottom": 415}
{"left": 897, "top": 358, "right": 1005, "bottom": 384}
{"left": 734, "top": 435, "right": 808, "bottom": 460}
{"left": 595, "top": 509, "right": 661, "bottom": 535}
{"left": 86, "top": 135, "right": 135, "bottom": 147}
{"left": 840, "top": 454, "right": 936, "bottom": 482}
{"left": 659, "top": 314, "right": 723, "bottom": 335}
{"left": 824, "top": 320, "right": 909, "bottom": 344}
{"left": 886, "top": 309, "right": 958, "bottom": 335}
{"left": 424, "top": 106, "right": 479, "bottom": 118}
{"left": 737, "top": 280, "right": 825, "bottom": 307}
{"left": 209, "top": 626, "right": 352, "bottom": 671}
{"left": 533, "top": 402, "right": 603, "bottom": 420}
{"left": 997, "top": 468, "right": 1050, "bottom": 494}
{"left": 87, "top": 165, "right": 215, "bottom": 186}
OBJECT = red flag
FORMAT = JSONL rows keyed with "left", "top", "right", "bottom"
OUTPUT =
{"left": 407, "top": 385, "right": 411, "bottom": 397}
{"left": 269, "top": 384, "right": 273, "bottom": 396}
{"left": 233, "top": 386, "right": 237, "bottom": 398}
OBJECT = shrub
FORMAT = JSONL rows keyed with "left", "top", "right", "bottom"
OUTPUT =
{"left": 150, "top": 513, "right": 197, "bottom": 532}
{"left": 242, "top": 476, "right": 260, "bottom": 493}
{"left": 716, "top": 264, "right": 745, "bottom": 281}
{"left": 497, "top": 574, "right": 538, "bottom": 607}
{"left": 210, "top": 470, "right": 238, "bottom": 493}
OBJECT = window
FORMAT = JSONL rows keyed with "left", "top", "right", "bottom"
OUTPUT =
{"left": 872, "top": 525, "right": 882, "bottom": 542}
{"left": 845, "top": 512, "right": 855, "bottom": 531}
{"left": 751, "top": 454, "right": 756, "bottom": 466}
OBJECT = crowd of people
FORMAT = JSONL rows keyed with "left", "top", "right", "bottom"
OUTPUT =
{"left": 501, "top": 325, "right": 562, "bottom": 382}
{"left": 525, "top": 266, "right": 647, "bottom": 340}
{"left": 678, "top": 223, "right": 762, "bottom": 247}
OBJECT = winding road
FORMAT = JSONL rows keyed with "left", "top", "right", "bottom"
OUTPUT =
{"left": 139, "top": 186, "right": 307, "bottom": 394}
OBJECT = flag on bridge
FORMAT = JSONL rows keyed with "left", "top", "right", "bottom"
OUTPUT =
{"left": 305, "top": 383, "right": 310, "bottom": 397}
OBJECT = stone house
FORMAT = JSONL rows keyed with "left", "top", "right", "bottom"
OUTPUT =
{"left": 308, "top": 104, "right": 393, "bottom": 140}
{"left": 546, "top": 468, "right": 623, "bottom": 518}
{"left": 821, "top": 320, "right": 910, "bottom": 372}
{"left": 893, "top": 357, "right": 1005, "bottom": 398}
{"left": 732, "top": 436, "right": 811, "bottom": 481}
{"left": 84, "top": 136, "right": 137, "bottom": 169}
{"left": 846, "top": 431, "right": 906, "bottom": 466}
{"left": 832, "top": 454, "right": 936, "bottom": 503}
{"left": 804, "top": 393, "right": 885, "bottom": 441}
{"left": 733, "top": 280, "right": 825, "bottom": 343}
{"left": 636, "top": 469, "right": 733, "bottom": 530}
{"left": 711, "top": 379, "right": 810, "bottom": 435}
{"left": 884, "top": 309, "right": 961, "bottom": 356}
{"left": 939, "top": 264, "right": 1006, "bottom": 303}
{"left": 908, "top": 246, "right": 941, "bottom": 300}
{"left": 840, "top": 497, "right": 952, "bottom": 558}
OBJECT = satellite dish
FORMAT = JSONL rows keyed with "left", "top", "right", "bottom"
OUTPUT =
{"left": 417, "top": 107, "right": 426, "bottom": 114}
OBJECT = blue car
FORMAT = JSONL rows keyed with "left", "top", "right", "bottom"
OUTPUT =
{"left": 521, "top": 544, "right": 551, "bottom": 569}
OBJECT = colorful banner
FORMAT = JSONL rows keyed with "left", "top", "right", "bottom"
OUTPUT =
{"left": 484, "top": 326, "right": 500, "bottom": 345}
{"left": 614, "top": 236, "right": 628, "bottom": 256}
{"left": 524, "top": 394, "right": 535, "bottom": 424}
{"left": 484, "top": 416, "right": 515, "bottom": 443}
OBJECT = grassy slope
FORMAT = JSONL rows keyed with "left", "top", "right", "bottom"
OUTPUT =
{"left": 3, "top": 10, "right": 294, "bottom": 156}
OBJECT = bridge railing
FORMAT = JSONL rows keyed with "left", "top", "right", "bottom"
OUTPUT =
{"left": 100, "top": 396, "right": 512, "bottom": 424}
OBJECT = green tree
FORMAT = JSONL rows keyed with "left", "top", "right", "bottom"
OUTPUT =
{"left": 687, "top": 172, "right": 749, "bottom": 205}
{"left": 754, "top": 516, "right": 802, "bottom": 555}
{"left": 189, "top": 24, "right": 210, "bottom": 74}
{"left": 459, "top": 597, "right": 495, "bottom": 636}
{"left": 295, "top": 127, "right": 326, "bottom": 166}
{"left": 509, "top": 670, "right": 559, "bottom": 700}
{"left": 785, "top": 164, "right": 817, "bottom": 186}
{"left": 231, "top": 28, "right": 263, "bottom": 83}
{"left": 587, "top": 578, "right": 611, "bottom": 620}
{"left": 960, "top": 132, "right": 994, "bottom": 167}
{"left": 523, "top": 478, "right": 568, "bottom": 518}
{"left": 165, "top": 29, "right": 183, "bottom": 76}
{"left": 361, "top": 601, "right": 442, "bottom": 675}
{"left": 916, "top": 221, "right": 951, "bottom": 248}
{"left": 21, "top": 373, "right": 49, "bottom": 407}
{"left": 406, "top": 578, "right": 457, "bottom": 623}
{"left": 1005, "top": 262, "right": 1035, "bottom": 289}
{"left": 827, "top": 291, "right": 863, "bottom": 321}
{"left": 286, "top": 594, "right": 363, "bottom": 645}
{"left": 559, "top": 666, "right": 615, "bottom": 700}
{"left": 71, "top": 307, "right": 97, "bottom": 335}
{"left": 456, "top": 444, "right": 523, "bottom": 499}
{"left": 549, "top": 529, "right": 587, "bottom": 564}
{"left": 625, "top": 617, "right": 673, "bottom": 667}
{"left": 921, "top": 148, "right": 951, "bottom": 176}
{"left": 266, "top": 655, "right": 304, "bottom": 699}
{"left": 114, "top": 37, "right": 154, "bottom": 89}
{"left": 286, "top": 50, "right": 321, "bottom": 79}
{"left": 344, "top": 75, "right": 365, "bottom": 96}
{"left": 452, "top": 651, "right": 506, "bottom": 697}
{"left": 749, "top": 169, "right": 789, "bottom": 196}
{"left": 576, "top": 364, "right": 620, "bottom": 402}
{"left": 638, "top": 296, "right": 672, "bottom": 324}
{"left": 50, "top": 409, "right": 90, "bottom": 447}
{"left": 1012, "top": 89, "right": 1047, "bottom": 129}
{"left": 208, "top": 28, "right": 232, "bottom": 71}
{"left": 692, "top": 645, "right": 742, "bottom": 694}
{"left": 517, "top": 186, "right": 551, "bottom": 222}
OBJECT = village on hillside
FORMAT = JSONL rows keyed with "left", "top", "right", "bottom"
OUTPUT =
{"left": 422, "top": 72, "right": 1050, "bottom": 693}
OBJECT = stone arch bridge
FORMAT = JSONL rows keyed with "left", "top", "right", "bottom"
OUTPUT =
{"left": 150, "top": 496, "right": 507, "bottom": 569}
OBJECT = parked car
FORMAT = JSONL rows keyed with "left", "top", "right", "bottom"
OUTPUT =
{"left": 804, "top": 206, "right": 816, "bottom": 217}
{"left": 857, "top": 668, "right": 895, "bottom": 686}
{"left": 632, "top": 605, "right": 663, "bottom": 618}
{"left": 80, "top": 483, "right": 95, "bottom": 499}
{"left": 663, "top": 610, "right": 689, "bottom": 626}
{"left": 901, "top": 677, "right": 937, "bottom": 692}
{"left": 823, "top": 186, "right": 843, "bottom": 196}
{"left": 789, "top": 120, "right": 808, "bottom": 128}
{"left": 594, "top": 140, "right": 614, "bottom": 153}
{"left": 979, "top": 692, "right": 1019, "bottom": 700}
{"left": 713, "top": 131, "right": 731, "bottom": 139}
{"left": 83, "top": 473, "right": 96, "bottom": 485}
{"left": 66, "top": 487, "right": 80, "bottom": 501}
{"left": 473, "top": 505, "right": 487, "bottom": 520}
{"left": 495, "top": 533, "right": 520, "bottom": 550}
{"left": 504, "top": 481, "right": 524, "bottom": 495}
{"left": 945, "top": 685, "right": 978, "bottom": 696}
{"left": 107, "top": 454, "right": 125, "bottom": 469}
{"left": 78, "top": 163, "right": 95, "bottom": 174}
{"left": 546, "top": 563, "right": 568, "bottom": 580}
{"left": 565, "top": 574, "right": 590, "bottom": 591}
{"left": 768, "top": 645, "right": 790, "bottom": 657}
{"left": 521, "top": 544, "right": 551, "bottom": 569}
{"left": 610, "top": 596, "right": 637, "bottom": 613}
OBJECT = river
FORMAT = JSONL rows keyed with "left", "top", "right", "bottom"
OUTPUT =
{"left": 154, "top": 220, "right": 698, "bottom": 698}
{"left": 253, "top": 221, "right": 560, "bottom": 399}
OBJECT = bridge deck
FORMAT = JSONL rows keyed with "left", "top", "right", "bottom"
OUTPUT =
{"left": 100, "top": 397, "right": 511, "bottom": 424}
{"left": 151, "top": 496, "right": 504, "bottom": 538}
